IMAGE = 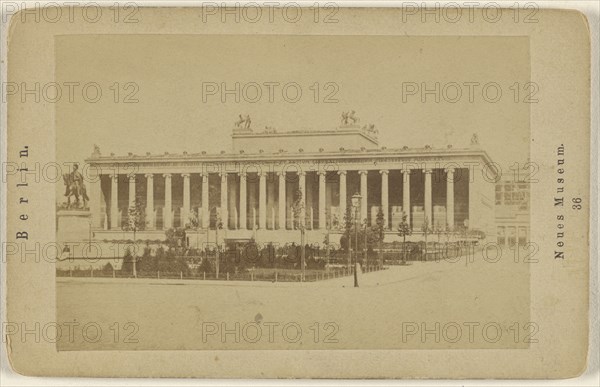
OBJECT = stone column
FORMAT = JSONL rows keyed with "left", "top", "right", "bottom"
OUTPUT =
{"left": 89, "top": 176, "right": 102, "bottom": 228}
{"left": 267, "top": 173, "right": 275, "bottom": 229}
{"left": 128, "top": 175, "right": 136, "bottom": 207}
{"left": 424, "top": 169, "right": 433, "bottom": 229}
{"left": 110, "top": 174, "right": 119, "bottom": 230}
{"left": 201, "top": 174, "right": 209, "bottom": 229}
{"left": 239, "top": 172, "right": 247, "bottom": 230}
{"left": 299, "top": 171, "right": 306, "bottom": 227}
{"left": 163, "top": 173, "right": 172, "bottom": 229}
{"left": 338, "top": 170, "right": 347, "bottom": 222}
{"left": 182, "top": 173, "right": 190, "bottom": 225}
{"left": 318, "top": 171, "right": 326, "bottom": 229}
{"left": 446, "top": 168, "right": 455, "bottom": 229}
{"left": 359, "top": 170, "right": 368, "bottom": 222}
{"left": 402, "top": 169, "right": 411, "bottom": 227}
{"left": 145, "top": 174, "right": 154, "bottom": 229}
{"left": 278, "top": 171, "right": 286, "bottom": 229}
{"left": 220, "top": 172, "right": 228, "bottom": 229}
{"left": 259, "top": 171, "right": 267, "bottom": 229}
{"left": 380, "top": 169, "right": 389, "bottom": 229}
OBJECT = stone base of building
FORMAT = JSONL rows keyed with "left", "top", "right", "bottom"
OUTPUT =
{"left": 89, "top": 228, "right": 484, "bottom": 248}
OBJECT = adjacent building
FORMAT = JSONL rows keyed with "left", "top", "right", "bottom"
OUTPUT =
{"left": 494, "top": 179, "right": 530, "bottom": 246}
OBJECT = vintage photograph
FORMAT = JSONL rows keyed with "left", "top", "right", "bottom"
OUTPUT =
{"left": 3, "top": 5, "right": 592, "bottom": 379}
{"left": 54, "top": 34, "right": 531, "bottom": 350}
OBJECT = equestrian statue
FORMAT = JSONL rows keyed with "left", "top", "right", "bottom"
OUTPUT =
{"left": 62, "top": 163, "right": 89, "bottom": 209}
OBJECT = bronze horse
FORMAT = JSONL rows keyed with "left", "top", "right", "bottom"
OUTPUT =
{"left": 63, "top": 173, "right": 89, "bottom": 209}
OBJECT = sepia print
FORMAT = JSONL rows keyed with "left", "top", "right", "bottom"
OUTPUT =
{"left": 52, "top": 33, "right": 532, "bottom": 351}
{"left": 3, "top": 5, "right": 591, "bottom": 379}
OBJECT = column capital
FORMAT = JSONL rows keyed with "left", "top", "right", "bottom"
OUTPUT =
{"left": 181, "top": 173, "right": 190, "bottom": 178}
{"left": 239, "top": 171, "right": 247, "bottom": 178}
{"left": 128, "top": 175, "right": 136, "bottom": 182}
{"left": 276, "top": 171, "right": 286, "bottom": 177}
{"left": 423, "top": 169, "right": 433, "bottom": 174}
{"left": 110, "top": 173, "right": 119, "bottom": 180}
{"left": 258, "top": 171, "right": 267, "bottom": 178}
{"left": 317, "top": 170, "right": 327, "bottom": 176}
{"left": 401, "top": 168, "right": 412, "bottom": 175}
{"left": 379, "top": 169, "right": 389, "bottom": 175}
{"left": 163, "top": 173, "right": 172, "bottom": 179}
{"left": 298, "top": 171, "right": 306, "bottom": 177}
{"left": 145, "top": 173, "right": 154, "bottom": 179}
{"left": 219, "top": 172, "right": 228, "bottom": 179}
{"left": 358, "top": 170, "right": 368, "bottom": 175}
{"left": 337, "top": 170, "right": 347, "bottom": 176}
{"left": 444, "top": 167, "right": 456, "bottom": 174}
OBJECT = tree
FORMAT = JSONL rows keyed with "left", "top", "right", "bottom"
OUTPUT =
{"left": 361, "top": 218, "right": 369, "bottom": 264}
{"left": 154, "top": 246, "right": 166, "bottom": 272}
{"left": 397, "top": 212, "right": 411, "bottom": 263}
{"left": 445, "top": 223, "right": 453, "bottom": 243}
{"left": 323, "top": 228, "right": 331, "bottom": 269}
{"left": 122, "top": 247, "right": 134, "bottom": 274}
{"left": 373, "top": 208, "right": 385, "bottom": 267}
{"left": 123, "top": 197, "right": 146, "bottom": 277}
{"left": 136, "top": 245, "right": 154, "bottom": 273}
{"left": 291, "top": 189, "right": 306, "bottom": 280}
{"left": 165, "top": 227, "right": 187, "bottom": 251}
{"left": 184, "top": 210, "right": 201, "bottom": 251}
{"left": 102, "top": 262, "right": 114, "bottom": 274}
{"left": 435, "top": 224, "right": 444, "bottom": 243}
{"left": 214, "top": 208, "right": 224, "bottom": 279}
{"left": 331, "top": 213, "right": 340, "bottom": 230}
{"left": 421, "top": 216, "right": 431, "bottom": 261}
{"left": 342, "top": 205, "right": 354, "bottom": 269}
{"left": 187, "top": 209, "right": 200, "bottom": 230}
{"left": 199, "top": 256, "right": 214, "bottom": 273}
{"left": 340, "top": 214, "right": 378, "bottom": 265}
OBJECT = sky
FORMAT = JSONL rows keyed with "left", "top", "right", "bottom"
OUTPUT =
{"left": 56, "top": 34, "right": 530, "bottom": 174}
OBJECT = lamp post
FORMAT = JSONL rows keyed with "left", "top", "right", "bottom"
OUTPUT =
{"left": 351, "top": 193, "right": 361, "bottom": 288}
{"left": 213, "top": 207, "right": 223, "bottom": 279}
{"left": 325, "top": 222, "right": 330, "bottom": 270}
{"left": 363, "top": 218, "right": 368, "bottom": 265}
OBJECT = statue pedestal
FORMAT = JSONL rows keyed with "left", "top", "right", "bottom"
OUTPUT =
{"left": 57, "top": 210, "right": 91, "bottom": 244}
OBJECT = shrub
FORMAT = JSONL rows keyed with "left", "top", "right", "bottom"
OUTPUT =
{"left": 102, "top": 262, "right": 114, "bottom": 273}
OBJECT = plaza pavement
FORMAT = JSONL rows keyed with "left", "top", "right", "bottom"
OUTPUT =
{"left": 56, "top": 250, "right": 530, "bottom": 351}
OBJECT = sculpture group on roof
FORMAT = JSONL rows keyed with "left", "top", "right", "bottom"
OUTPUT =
{"left": 340, "top": 110, "right": 360, "bottom": 125}
{"left": 362, "top": 123, "right": 379, "bottom": 137}
{"left": 234, "top": 114, "right": 252, "bottom": 130}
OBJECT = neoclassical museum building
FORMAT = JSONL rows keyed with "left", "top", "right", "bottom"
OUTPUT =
{"left": 75, "top": 122, "right": 496, "bottom": 248}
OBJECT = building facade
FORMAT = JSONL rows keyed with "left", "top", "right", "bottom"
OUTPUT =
{"left": 83, "top": 125, "right": 497, "bottom": 245}
{"left": 494, "top": 179, "right": 530, "bottom": 246}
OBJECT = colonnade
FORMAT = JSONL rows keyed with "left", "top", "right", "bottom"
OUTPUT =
{"left": 96, "top": 167, "right": 459, "bottom": 231}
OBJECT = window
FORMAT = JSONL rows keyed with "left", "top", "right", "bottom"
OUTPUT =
{"left": 496, "top": 192, "right": 502, "bottom": 204}
{"left": 497, "top": 226, "right": 506, "bottom": 246}
{"left": 518, "top": 227, "right": 528, "bottom": 245}
{"left": 507, "top": 227, "right": 516, "bottom": 247}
